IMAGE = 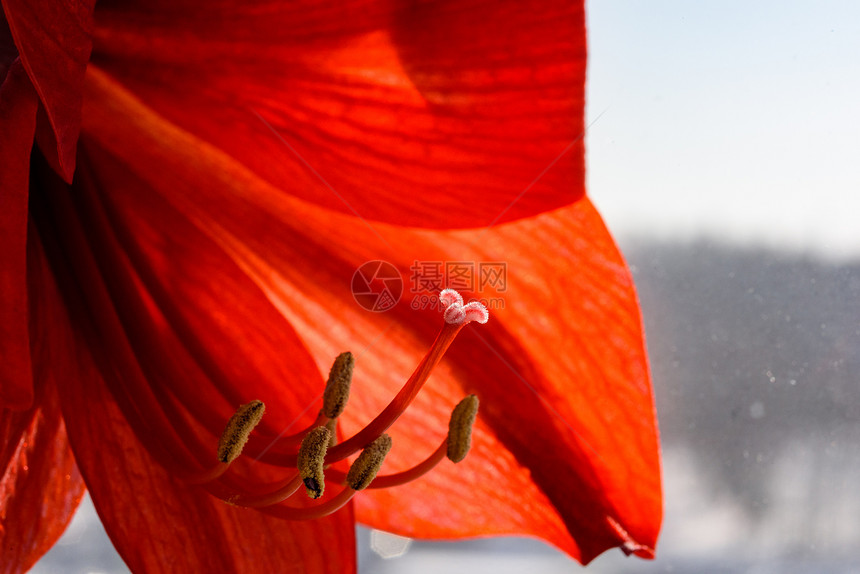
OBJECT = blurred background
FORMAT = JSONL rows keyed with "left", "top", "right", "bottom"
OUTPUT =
{"left": 34, "top": 1, "right": 860, "bottom": 572}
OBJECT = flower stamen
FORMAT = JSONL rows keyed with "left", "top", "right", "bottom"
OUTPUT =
{"left": 345, "top": 434, "right": 392, "bottom": 490}
{"left": 324, "top": 300, "right": 487, "bottom": 464}
{"left": 298, "top": 426, "right": 331, "bottom": 499}
{"left": 217, "top": 400, "right": 265, "bottom": 464}
{"left": 191, "top": 289, "right": 488, "bottom": 521}
{"left": 447, "top": 395, "right": 479, "bottom": 463}
{"left": 326, "top": 396, "right": 479, "bottom": 488}
{"left": 259, "top": 437, "right": 391, "bottom": 521}
{"left": 323, "top": 351, "right": 354, "bottom": 419}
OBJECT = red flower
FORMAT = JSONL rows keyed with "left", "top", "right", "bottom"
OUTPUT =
{"left": 1, "top": 1, "right": 662, "bottom": 572}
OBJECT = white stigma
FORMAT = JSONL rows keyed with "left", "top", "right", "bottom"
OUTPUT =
{"left": 439, "top": 288, "right": 463, "bottom": 308}
{"left": 440, "top": 289, "right": 489, "bottom": 325}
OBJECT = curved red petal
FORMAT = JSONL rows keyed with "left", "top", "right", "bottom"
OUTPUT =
{"left": 1, "top": 10, "right": 17, "bottom": 82}
{"left": 0, "top": 59, "right": 37, "bottom": 409}
{"left": 352, "top": 200, "right": 663, "bottom": 563}
{"left": 78, "top": 72, "right": 660, "bottom": 563}
{"left": 29, "top": 174, "right": 357, "bottom": 574}
{"left": 1, "top": 0, "right": 95, "bottom": 181}
{"left": 88, "top": 0, "right": 585, "bottom": 228}
{"left": 0, "top": 385, "right": 83, "bottom": 574}
{"left": 0, "top": 229, "right": 84, "bottom": 574}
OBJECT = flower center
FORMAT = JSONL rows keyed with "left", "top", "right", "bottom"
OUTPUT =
{"left": 182, "top": 288, "right": 488, "bottom": 520}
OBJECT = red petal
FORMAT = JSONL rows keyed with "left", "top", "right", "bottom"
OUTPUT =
{"left": 1, "top": 0, "right": 95, "bottom": 181}
{"left": 0, "top": 60, "right": 37, "bottom": 409}
{"left": 0, "top": 229, "right": 84, "bottom": 573}
{"left": 352, "top": 200, "right": 662, "bottom": 563}
{"left": 88, "top": 0, "right": 585, "bottom": 228}
{"left": 78, "top": 72, "right": 660, "bottom": 563}
{"left": 29, "top": 171, "right": 357, "bottom": 574}
{"left": 1, "top": 10, "right": 18, "bottom": 82}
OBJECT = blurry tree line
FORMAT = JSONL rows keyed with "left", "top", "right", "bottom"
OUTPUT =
{"left": 628, "top": 241, "right": 860, "bottom": 529}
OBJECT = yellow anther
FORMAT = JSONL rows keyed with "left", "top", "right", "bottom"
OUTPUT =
{"left": 346, "top": 434, "right": 392, "bottom": 490}
{"left": 447, "top": 395, "right": 479, "bottom": 463}
{"left": 298, "top": 426, "right": 331, "bottom": 499}
{"left": 323, "top": 352, "right": 354, "bottom": 419}
{"left": 217, "top": 400, "right": 265, "bottom": 464}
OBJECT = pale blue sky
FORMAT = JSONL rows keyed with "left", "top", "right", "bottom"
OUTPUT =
{"left": 586, "top": 0, "right": 860, "bottom": 259}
